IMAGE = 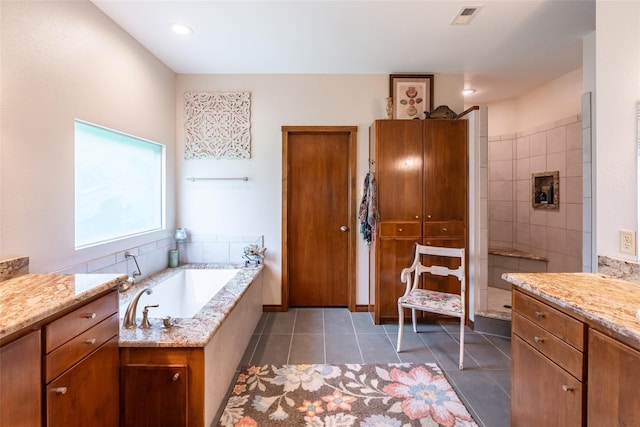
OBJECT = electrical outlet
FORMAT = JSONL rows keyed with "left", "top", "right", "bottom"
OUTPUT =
{"left": 620, "top": 229, "right": 636, "bottom": 256}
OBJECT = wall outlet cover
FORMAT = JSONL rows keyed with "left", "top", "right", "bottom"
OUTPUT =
{"left": 620, "top": 229, "right": 636, "bottom": 256}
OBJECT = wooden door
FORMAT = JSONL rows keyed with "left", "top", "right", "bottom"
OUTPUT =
{"left": 283, "top": 126, "right": 357, "bottom": 309}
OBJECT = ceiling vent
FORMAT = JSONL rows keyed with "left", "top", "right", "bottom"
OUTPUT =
{"left": 451, "top": 5, "right": 483, "bottom": 25}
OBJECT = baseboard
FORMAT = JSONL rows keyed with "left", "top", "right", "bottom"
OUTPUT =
{"left": 354, "top": 304, "right": 369, "bottom": 312}
{"left": 262, "top": 304, "right": 285, "bottom": 312}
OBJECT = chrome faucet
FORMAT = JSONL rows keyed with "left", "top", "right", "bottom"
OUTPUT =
{"left": 122, "top": 287, "right": 152, "bottom": 329}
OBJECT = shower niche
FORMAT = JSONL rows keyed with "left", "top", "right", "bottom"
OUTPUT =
{"left": 532, "top": 171, "right": 559, "bottom": 210}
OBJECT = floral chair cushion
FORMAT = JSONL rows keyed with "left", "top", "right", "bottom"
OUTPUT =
{"left": 399, "top": 289, "right": 462, "bottom": 315}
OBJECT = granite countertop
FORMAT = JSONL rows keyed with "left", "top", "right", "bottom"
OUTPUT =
{"left": 503, "top": 272, "right": 640, "bottom": 350}
{"left": 119, "top": 264, "right": 263, "bottom": 348}
{"left": 0, "top": 273, "right": 127, "bottom": 342}
{"left": 489, "top": 247, "right": 548, "bottom": 262}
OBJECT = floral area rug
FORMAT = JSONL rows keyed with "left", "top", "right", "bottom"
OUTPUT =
{"left": 218, "top": 363, "right": 478, "bottom": 427}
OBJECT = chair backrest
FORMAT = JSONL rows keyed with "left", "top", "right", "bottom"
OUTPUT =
{"left": 406, "top": 244, "right": 465, "bottom": 295}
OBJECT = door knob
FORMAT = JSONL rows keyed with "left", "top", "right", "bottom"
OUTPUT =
{"left": 340, "top": 226, "right": 348, "bottom": 232}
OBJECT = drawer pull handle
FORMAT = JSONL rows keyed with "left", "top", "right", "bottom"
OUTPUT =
{"left": 427, "top": 214, "right": 432, "bottom": 219}
{"left": 442, "top": 227, "right": 448, "bottom": 232}
{"left": 172, "top": 373, "right": 180, "bottom": 382}
{"left": 84, "top": 313, "right": 97, "bottom": 319}
{"left": 562, "top": 385, "right": 574, "bottom": 392}
{"left": 533, "top": 336, "right": 545, "bottom": 343}
{"left": 415, "top": 215, "right": 419, "bottom": 219}
{"left": 534, "top": 311, "right": 545, "bottom": 318}
{"left": 85, "top": 338, "right": 96, "bottom": 345}
{"left": 398, "top": 228, "right": 403, "bottom": 232}
{"left": 54, "top": 387, "right": 67, "bottom": 395}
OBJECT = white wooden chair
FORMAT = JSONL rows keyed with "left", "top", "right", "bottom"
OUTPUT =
{"left": 396, "top": 244, "right": 466, "bottom": 369}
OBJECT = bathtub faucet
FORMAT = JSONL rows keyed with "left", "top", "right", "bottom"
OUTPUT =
{"left": 122, "top": 287, "right": 153, "bottom": 329}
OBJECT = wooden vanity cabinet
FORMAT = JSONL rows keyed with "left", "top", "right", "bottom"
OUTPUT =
{"left": 44, "top": 291, "right": 119, "bottom": 427}
{"left": 120, "top": 347, "right": 205, "bottom": 427}
{"left": 511, "top": 289, "right": 586, "bottom": 427}
{"left": 369, "top": 119, "right": 468, "bottom": 324}
{"left": 0, "top": 330, "right": 41, "bottom": 427}
{"left": 587, "top": 329, "right": 640, "bottom": 426}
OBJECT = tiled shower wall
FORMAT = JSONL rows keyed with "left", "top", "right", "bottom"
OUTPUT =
{"left": 488, "top": 115, "right": 583, "bottom": 272}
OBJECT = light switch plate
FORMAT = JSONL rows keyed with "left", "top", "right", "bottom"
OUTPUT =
{"left": 620, "top": 229, "right": 636, "bottom": 256}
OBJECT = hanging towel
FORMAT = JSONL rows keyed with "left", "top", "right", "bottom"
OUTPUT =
{"left": 359, "top": 172, "right": 378, "bottom": 245}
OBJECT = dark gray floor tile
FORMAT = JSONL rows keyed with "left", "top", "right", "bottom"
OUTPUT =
{"left": 462, "top": 333, "right": 511, "bottom": 370}
{"left": 350, "top": 312, "right": 383, "bottom": 333}
{"left": 325, "top": 333, "right": 363, "bottom": 364}
{"left": 389, "top": 333, "right": 439, "bottom": 364}
{"left": 253, "top": 312, "right": 270, "bottom": 335}
{"left": 239, "top": 333, "right": 260, "bottom": 367}
{"left": 250, "top": 334, "right": 291, "bottom": 365}
{"left": 420, "top": 332, "right": 478, "bottom": 370}
{"left": 324, "top": 308, "right": 355, "bottom": 334}
{"left": 288, "top": 333, "right": 325, "bottom": 364}
{"left": 294, "top": 309, "right": 324, "bottom": 333}
{"left": 357, "top": 333, "right": 401, "bottom": 363}
{"left": 261, "top": 310, "right": 297, "bottom": 334}
{"left": 488, "top": 369, "right": 511, "bottom": 397}
{"left": 445, "top": 370, "right": 511, "bottom": 427}
{"left": 481, "top": 333, "right": 512, "bottom": 358}
{"left": 383, "top": 320, "right": 445, "bottom": 334}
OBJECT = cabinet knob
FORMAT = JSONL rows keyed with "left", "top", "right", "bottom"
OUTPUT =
{"left": 85, "top": 338, "right": 96, "bottom": 345}
{"left": 54, "top": 387, "right": 67, "bottom": 395}
{"left": 427, "top": 214, "right": 432, "bottom": 219}
{"left": 415, "top": 215, "right": 419, "bottom": 219}
{"left": 398, "top": 228, "right": 403, "bottom": 232}
{"left": 533, "top": 336, "right": 544, "bottom": 343}
{"left": 84, "top": 313, "right": 97, "bottom": 319}
{"left": 534, "top": 311, "right": 545, "bottom": 318}
{"left": 172, "top": 373, "right": 180, "bottom": 382}
{"left": 339, "top": 225, "right": 348, "bottom": 232}
{"left": 442, "top": 227, "right": 448, "bottom": 232}
{"left": 562, "top": 385, "right": 574, "bottom": 392}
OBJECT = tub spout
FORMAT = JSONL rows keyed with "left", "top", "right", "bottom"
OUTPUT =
{"left": 123, "top": 287, "right": 153, "bottom": 329}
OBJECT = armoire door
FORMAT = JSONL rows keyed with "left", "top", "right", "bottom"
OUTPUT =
{"left": 282, "top": 126, "right": 357, "bottom": 309}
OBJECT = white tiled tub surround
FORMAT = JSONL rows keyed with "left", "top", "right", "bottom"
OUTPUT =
{"left": 488, "top": 114, "right": 583, "bottom": 273}
{"left": 53, "top": 234, "right": 264, "bottom": 281}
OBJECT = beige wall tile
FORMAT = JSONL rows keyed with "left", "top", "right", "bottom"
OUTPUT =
{"left": 516, "top": 136, "right": 530, "bottom": 159}
{"left": 489, "top": 138, "right": 513, "bottom": 161}
{"left": 518, "top": 258, "right": 548, "bottom": 273}
{"left": 516, "top": 202, "right": 530, "bottom": 223}
{"left": 547, "top": 227, "right": 567, "bottom": 254}
{"left": 547, "top": 151, "right": 566, "bottom": 175}
{"left": 489, "top": 200, "right": 513, "bottom": 222}
{"left": 546, "top": 253, "right": 567, "bottom": 272}
{"left": 566, "top": 149, "right": 582, "bottom": 177}
{"left": 489, "top": 159, "right": 513, "bottom": 181}
{"left": 546, "top": 126, "right": 566, "bottom": 154}
{"left": 516, "top": 179, "right": 530, "bottom": 202}
{"left": 516, "top": 157, "right": 530, "bottom": 180}
{"left": 489, "top": 180, "right": 513, "bottom": 201}
{"left": 516, "top": 222, "right": 531, "bottom": 246}
{"left": 530, "top": 155, "right": 546, "bottom": 175}
{"left": 547, "top": 206, "right": 566, "bottom": 229}
{"left": 566, "top": 256, "right": 582, "bottom": 272}
{"left": 566, "top": 230, "right": 582, "bottom": 256}
{"left": 530, "top": 209, "right": 547, "bottom": 226}
{"left": 566, "top": 203, "right": 582, "bottom": 231}
{"left": 566, "top": 176, "right": 583, "bottom": 203}
{"left": 566, "top": 121, "right": 582, "bottom": 150}
{"left": 530, "top": 224, "right": 548, "bottom": 250}
{"left": 530, "top": 132, "right": 547, "bottom": 156}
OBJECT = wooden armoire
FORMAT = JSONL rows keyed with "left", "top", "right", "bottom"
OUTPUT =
{"left": 368, "top": 119, "right": 468, "bottom": 324}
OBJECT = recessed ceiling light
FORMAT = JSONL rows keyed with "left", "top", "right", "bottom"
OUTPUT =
{"left": 171, "top": 23, "right": 193, "bottom": 36}
{"left": 463, "top": 89, "right": 476, "bottom": 96}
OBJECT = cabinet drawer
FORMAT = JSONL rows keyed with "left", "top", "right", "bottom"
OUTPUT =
{"left": 513, "top": 290, "right": 585, "bottom": 351}
{"left": 45, "top": 313, "right": 118, "bottom": 383}
{"left": 424, "top": 221, "right": 464, "bottom": 237}
{"left": 513, "top": 312, "right": 583, "bottom": 380}
{"left": 45, "top": 291, "right": 118, "bottom": 353}
{"left": 378, "top": 222, "right": 421, "bottom": 237}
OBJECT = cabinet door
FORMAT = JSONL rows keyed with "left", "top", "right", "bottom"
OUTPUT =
{"left": 588, "top": 330, "right": 640, "bottom": 426}
{"left": 122, "top": 364, "right": 189, "bottom": 427}
{"left": 46, "top": 337, "right": 119, "bottom": 427}
{"left": 423, "top": 120, "right": 467, "bottom": 222}
{"left": 376, "top": 238, "right": 420, "bottom": 322}
{"left": 0, "top": 330, "right": 41, "bottom": 427}
{"left": 512, "top": 336, "right": 583, "bottom": 427}
{"left": 374, "top": 120, "right": 423, "bottom": 221}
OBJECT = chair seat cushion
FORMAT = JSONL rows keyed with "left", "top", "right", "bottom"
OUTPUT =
{"left": 399, "top": 289, "right": 462, "bottom": 315}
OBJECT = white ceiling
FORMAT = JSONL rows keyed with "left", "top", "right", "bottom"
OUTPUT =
{"left": 92, "top": 0, "right": 595, "bottom": 104}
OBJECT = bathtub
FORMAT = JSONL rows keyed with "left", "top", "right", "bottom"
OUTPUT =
{"left": 119, "top": 268, "right": 240, "bottom": 319}
{"left": 119, "top": 264, "right": 264, "bottom": 426}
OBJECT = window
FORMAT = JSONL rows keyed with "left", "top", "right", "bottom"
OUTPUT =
{"left": 75, "top": 120, "right": 165, "bottom": 248}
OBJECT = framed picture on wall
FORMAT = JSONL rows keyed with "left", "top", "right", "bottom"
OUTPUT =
{"left": 389, "top": 74, "right": 434, "bottom": 120}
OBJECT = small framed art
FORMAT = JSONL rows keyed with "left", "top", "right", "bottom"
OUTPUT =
{"left": 389, "top": 74, "right": 434, "bottom": 119}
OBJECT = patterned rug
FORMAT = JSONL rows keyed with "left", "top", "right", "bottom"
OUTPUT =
{"left": 218, "top": 363, "right": 478, "bottom": 427}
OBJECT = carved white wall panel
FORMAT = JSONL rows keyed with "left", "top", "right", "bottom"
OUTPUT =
{"left": 184, "top": 92, "right": 251, "bottom": 159}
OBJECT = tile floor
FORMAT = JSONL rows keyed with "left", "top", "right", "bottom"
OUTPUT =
{"left": 236, "top": 308, "right": 512, "bottom": 427}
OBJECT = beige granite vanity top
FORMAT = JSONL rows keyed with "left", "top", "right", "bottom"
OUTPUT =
{"left": 503, "top": 272, "right": 640, "bottom": 350}
{"left": 489, "top": 247, "right": 547, "bottom": 262}
{"left": 0, "top": 273, "right": 127, "bottom": 341}
{"left": 118, "top": 264, "right": 264, "bottom": 348}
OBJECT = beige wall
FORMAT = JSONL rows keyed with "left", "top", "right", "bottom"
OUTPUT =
{"left": 0, "top": 1, "right": 176, "bottom": 273}
{"left": 175, "top": 73, "right": 465, "bottom": 306}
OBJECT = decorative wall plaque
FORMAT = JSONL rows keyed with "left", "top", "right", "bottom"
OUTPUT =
{"left": 184, "top": 92, "right": 251, "bottom": 159}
